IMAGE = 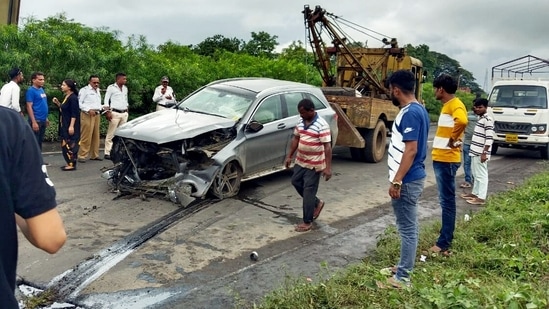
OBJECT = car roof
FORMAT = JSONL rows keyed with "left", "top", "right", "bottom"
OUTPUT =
{"left": 208, "top": 78, "right": 316, "bottom": 94}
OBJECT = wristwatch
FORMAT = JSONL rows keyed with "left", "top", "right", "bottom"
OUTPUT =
{"left": 392, "top": 181, "right": 402, "bottom": 189}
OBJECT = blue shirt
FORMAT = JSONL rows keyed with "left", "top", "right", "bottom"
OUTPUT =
{"left": 25, "top": 86, "right": 48, "bottom": 121}
{"left": 388, "top": 102, "right": 430, "bottom": 183}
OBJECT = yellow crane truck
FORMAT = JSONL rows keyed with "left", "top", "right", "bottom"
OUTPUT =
{"left": 303, "top": 5, "right": 424, "bottom": 162}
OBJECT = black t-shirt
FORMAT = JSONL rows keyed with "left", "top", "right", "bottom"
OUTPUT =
{"left": 0, "top": 107, "right": 57, "bottom": 308}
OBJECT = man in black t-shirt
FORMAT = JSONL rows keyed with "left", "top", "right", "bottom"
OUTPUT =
{"left": 0, "top": 106, "right": 66, "bottom": 308}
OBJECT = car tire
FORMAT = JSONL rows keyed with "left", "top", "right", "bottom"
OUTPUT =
{"left": 210, "top": 161, "right": 243, "bottom": 199}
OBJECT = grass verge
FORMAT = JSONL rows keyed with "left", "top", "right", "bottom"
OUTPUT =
{"left": 247, "top": 171, "right": 549, "bottom": 309}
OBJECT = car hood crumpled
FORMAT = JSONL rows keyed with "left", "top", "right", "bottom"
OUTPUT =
{"left": 115, "top": 109, "right": 237, "bottom": 144}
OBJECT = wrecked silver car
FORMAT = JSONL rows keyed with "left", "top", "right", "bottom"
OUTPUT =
{"left": 102, "top": 78, "right": 338, "bottom": 205}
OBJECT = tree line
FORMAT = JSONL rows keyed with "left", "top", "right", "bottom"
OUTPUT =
{"left": 0, "top": 14, "right": 481, "bottom": 140}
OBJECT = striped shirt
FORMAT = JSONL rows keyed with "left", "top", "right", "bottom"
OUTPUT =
{"left": 388, "top": 102, "right": 430, "bottom": 183}
{"left": 469, "top": 113, "right": 494, "bottom": 158}
{"left": 432, "top": 97, "right": 468, "bottom": 163}
{"left": 293, "top": 113, "right": 331, "bottom": 170}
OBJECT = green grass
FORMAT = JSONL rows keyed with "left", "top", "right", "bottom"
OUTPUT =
{"left": 245, "top": 171, "right": 549, "bottom": 309}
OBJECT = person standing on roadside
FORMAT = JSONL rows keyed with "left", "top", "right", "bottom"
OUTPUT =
{"left": 0, "top": 67, "right": 24, "bottom": 115}
{"left": 78, "top": 75, "right": 103, "bottom": 162}
{"left": 153, "top": 76, "right": 176, "bottom": 111}
{"left": 53, "top": 79, "right": 80, "bottom": 171}
{"left": 460, "top": 106, "right": 478, "bottom": 189}
{"left": 26, "top": 72, "right": 49, "bottom": 152}
{"left": 103, "top": 72, "right": 129, "bottom": 160}
{"left": 285, "top": 98, "right": 332, "bottom": 232}
{"left": 430, "top": 74, "right": 468, "bottom": 256}
{"left": 385, "top": 70, "right": 430, "bottom": 288}
{"left": 462, "top": 98, "right": 493, "bottom": 205}
{"left": 0, "top": 106, "right": 66, "bottom": 308}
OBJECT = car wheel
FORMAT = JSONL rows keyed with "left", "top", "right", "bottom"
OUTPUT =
{"left": 210, "top": 161, "right": 242, "bottom": 199}
{"left": 540, "top": 144, "right": 549, "bottom": 160}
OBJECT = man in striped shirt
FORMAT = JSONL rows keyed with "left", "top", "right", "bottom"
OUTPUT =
{"left": 386, "top": 70, "right": 430, "bottom": 288}
{"left": 462, "top": 98, "right": 493, "bottom": 205}
{"left": 430, "top": 74, "right": 468, "bottom": 256}
{"left": 285, "top": 98, "right": 332, "bottom": 232}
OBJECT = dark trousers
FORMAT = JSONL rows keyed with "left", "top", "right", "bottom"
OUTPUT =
{"left": 291, "top": 165, "right": 321, "bottom": 224}
{"left": 62, "top": 136, "right": 80, "bottom": 167}
{"left": 29, "top": 120, "right": 47, "bottom": 150}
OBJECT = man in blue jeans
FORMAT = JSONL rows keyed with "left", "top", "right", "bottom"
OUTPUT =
{"left": 460, "top": 108, "right": 478, "bottom": 188}
{"left": 25, "top": 72, "right": 49, "bottom": 152}
{"left": 385, "top": 70, "right": 430, "bottom": 288}
{"left": 431, "top": 74, "right": 468, "bottom": 255}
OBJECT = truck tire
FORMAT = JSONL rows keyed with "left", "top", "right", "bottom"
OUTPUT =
{"left": 540, "top": 144, "right": 549, "bottom": 160}
{"left": 491, "top": 144, "right": 498, "bottom": 155}
{"left": 350, "top": 120, "right": 387, "bottom": 163}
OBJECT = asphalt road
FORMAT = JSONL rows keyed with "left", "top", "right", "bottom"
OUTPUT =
{"left": 16, "top": 130, "right": 548, "bottom": 308}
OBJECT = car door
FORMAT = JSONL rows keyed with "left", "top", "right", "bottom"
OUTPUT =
{"left": 243, "top": 94, "right": 290, "bottom": 174}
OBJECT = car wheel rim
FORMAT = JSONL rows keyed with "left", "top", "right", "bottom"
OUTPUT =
{"left": 213, "top": 161, "right": 242, "bottom": 198}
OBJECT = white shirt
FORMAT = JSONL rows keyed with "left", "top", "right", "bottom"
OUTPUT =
{"left": 103, "top": 83, "right": 128, "bottom": 110}
{"left": 78, "top": 84, "right": 102, "bottom": 111}
{"left": 152, "top": 85, "right": 176, "bottom": 106}
{"left": 0, "top": 81, "right": 21, "bottom": 112}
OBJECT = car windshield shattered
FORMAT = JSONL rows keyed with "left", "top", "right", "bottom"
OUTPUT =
{"left": 177, "top": 86, "right": 255, "bottom": 120}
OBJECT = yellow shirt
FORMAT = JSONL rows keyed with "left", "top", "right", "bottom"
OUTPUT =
{"left": 432, "top": 97, "right": 468, "bottom": 163}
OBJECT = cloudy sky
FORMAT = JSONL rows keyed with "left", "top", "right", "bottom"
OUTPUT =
{"left": 20, "top": 0, "right": 549, "bottom": 91}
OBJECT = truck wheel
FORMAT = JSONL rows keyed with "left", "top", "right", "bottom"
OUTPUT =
{"left": 540, "top": 144, "right": 549, "bottom": 160}
{"left": 491, "top": 144, "right": 498, "bottom": 155}
{"left": 350, "top": 120, "right": 387, "bottom": 163}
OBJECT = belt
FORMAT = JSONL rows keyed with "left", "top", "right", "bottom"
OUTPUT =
{"left": 112, "top": 108, "right": 128, "bottom": 113}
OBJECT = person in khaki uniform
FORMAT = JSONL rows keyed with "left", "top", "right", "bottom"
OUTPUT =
{"left": 78, "top": 75, "right": 103, "bottom": 162}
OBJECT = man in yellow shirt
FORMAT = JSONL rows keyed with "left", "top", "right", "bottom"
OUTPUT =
{"left": 430, "top": 74, "right": 467, "bottom": 256}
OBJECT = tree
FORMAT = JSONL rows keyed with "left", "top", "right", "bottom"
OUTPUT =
{"left": 242, "top": 31, "right": 278, "bottom": 58}
{"left": 192, "top": 34, "right": 242, "bottom": 57}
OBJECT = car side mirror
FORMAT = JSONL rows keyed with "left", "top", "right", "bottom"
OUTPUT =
{"left": 246, "top": 120, "right": 264, "bottom": 133}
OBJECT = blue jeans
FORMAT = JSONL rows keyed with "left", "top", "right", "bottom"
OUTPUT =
{"left": 291, "top": 165, "right": 321, "bottom": 224}
{"left": 462, "top": 144, "right": 472, "bottom": 183}
{"left": 29, "top": 119, "right": 47, "bottom": 150}
{"left": 392, "top": 177, "right": 425, "bottom": 281}
{"left": 433, "top": 161, "right": 460, "bottom": 250}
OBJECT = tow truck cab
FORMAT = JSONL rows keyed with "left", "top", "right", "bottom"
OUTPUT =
{"left": 489, "top": 80, "right": 549, "bottom": 159}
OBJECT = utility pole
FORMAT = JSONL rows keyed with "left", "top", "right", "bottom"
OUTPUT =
{"left": 0, "top": 0, "right": 21, "bottom": 25}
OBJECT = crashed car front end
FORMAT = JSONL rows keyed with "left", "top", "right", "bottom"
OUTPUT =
{"left": 103, "top": 125, "right": 237, "bottom": 205}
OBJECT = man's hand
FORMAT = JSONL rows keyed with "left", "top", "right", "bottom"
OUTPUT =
{"left": 284, "top": 157, "right": 292, "bottom": 169}
{"left": 31, "top": 121, "right": 39, "bottom": 132}
{"left": 481, "top": 152, "right": 488, "bottom": 163}
{"left": 321, "top": 168, "right": 332, "bottom": 181}
{"left": 388, "top": 184, "right": 401, "bottom": 199}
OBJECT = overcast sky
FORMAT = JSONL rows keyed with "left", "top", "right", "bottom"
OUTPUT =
{"left": 20, "top": 0, "right": 549, "bottom": 91}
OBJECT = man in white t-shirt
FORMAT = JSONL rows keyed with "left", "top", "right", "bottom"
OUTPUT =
{"left": 0, "top": 67, "right": 24, "bottom": 115}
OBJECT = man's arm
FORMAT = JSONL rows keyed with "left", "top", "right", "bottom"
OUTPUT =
{"left": 12, "top": 85, "right": 21, "bottom": 112}
{"left": 103, "top": 86, "right": 112, "bottom": 108}
{"left": 152, "top": 86, "right": 163, "bottom": 103}
{"left": 322, "top": 142, "right": 332, "bottom": 181}
{"left": 16, "top": 210, "right": 66, "bottom": 254}
{"left": 389, "top": 140, "right": 418, "bottom": 199}
{"left": 285, "top": 134, "right": 300, "bottom": 168}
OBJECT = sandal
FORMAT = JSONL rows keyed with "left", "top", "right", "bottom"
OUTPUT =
{"left": 61, "top": 166, "right": 76, "bottom": 171}
{"left": 427, "top": 245, "right": 452, "bottom": 257}
{"left": 313, "top": 200, "right": 325, "bottom": 220}
{"left": 295, "top": 223, "right": 312, "bottom": 232}
{"left": 459, "top": 182, "right": 472, "bottom": 188}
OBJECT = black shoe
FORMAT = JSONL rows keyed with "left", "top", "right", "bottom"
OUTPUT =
{"left": 104, "top": 154, "right": 111, "bottom": 160}
{"left": 43, "top": 162, "right": 51, "bottom": 166}
{"left": 90, "top": 157, "right": 103, "bottom": 161}
{"left": 78, "top": 158, "right": 87, "bottom": 163}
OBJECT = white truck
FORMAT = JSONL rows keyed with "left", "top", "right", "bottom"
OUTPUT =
{"left": 488, "top": 55, "right": 549, "bottom": 159}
